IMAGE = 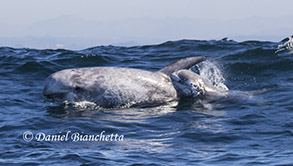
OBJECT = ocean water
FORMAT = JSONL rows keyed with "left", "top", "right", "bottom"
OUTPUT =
{"left": 0, "top": 39, "right": 292, "bottom": 165}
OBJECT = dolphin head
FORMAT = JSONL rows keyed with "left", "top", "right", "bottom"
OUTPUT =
{"left": 171, "top": 69, "right": 228, "bottom": 98}
{"left": 43, "top": 69, "right": 88, "bottom": 102}
{"left": 171, "top": 69, "right": 205, "bottom": 97}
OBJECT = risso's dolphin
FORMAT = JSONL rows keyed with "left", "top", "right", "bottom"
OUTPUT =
{"left": 43, "top": 56, "right": 206, "bottom": 108}
{"left": 171, "top": 69, "right": 228, "bottom": 99}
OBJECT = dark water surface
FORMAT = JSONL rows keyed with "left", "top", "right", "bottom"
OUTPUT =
{"left": 0, "top": 39, "right": 292, "bottom": 165}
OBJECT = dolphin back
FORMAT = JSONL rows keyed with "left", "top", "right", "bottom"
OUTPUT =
{"left": 158, "top": 56, "right": 206, "bottom": 76}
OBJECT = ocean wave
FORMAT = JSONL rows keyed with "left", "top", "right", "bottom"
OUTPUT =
{"left": 1, "top": 38, "right": 293, "bottom": 165}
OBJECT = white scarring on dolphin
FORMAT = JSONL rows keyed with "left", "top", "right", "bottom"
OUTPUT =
{"left": 171, "top": 69, "right": 228, "bottom": 99}
{"left": 43, "top": 56, "right": 206, "bottom": 108}
{"left": 170, "top": 69, "right": 267, "bottom": 104}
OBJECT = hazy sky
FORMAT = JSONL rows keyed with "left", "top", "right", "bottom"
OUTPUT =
{"left": 1, "top": 0, "right": 292, "bottom": 22}
{"left": 0, "top": 0, "right": 293, "bottom": 48}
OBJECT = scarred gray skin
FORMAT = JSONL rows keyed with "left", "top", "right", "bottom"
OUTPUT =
{"left": 43, "top": 56, "right": 205, "bottom": 108}
{"left": 171, "top": 69, "right": 269, "bottom": 104}
{"left": 171, "top": 69, "right": 228, "bottom": 98}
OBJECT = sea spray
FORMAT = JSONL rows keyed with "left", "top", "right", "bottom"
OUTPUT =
{"left": 196, "top": 61, "right": 229, "bottom": 91}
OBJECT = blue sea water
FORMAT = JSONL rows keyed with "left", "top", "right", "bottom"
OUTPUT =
{"left": 0, "top": 39, "right": 292, "bottom": 165}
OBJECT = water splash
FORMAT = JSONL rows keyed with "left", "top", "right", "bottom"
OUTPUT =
{"left": 196, "top": 61, "right": 229, "bottom": 91}
{"left": 276, "top": 35, "right": 293, "bottom": 54}
{"left": 63, "top": 100, "right": 100, "bottom": 110}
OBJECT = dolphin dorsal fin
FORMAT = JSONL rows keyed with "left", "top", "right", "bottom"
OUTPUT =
{"left": 158, "top": 56, "right": 206, "bottom": 76}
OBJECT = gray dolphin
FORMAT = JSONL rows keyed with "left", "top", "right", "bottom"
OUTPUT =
{"left": 43, "top": 56, "right": 205, "bottom": 108}
{"left": 170, "top": 69, "right": 268, "bottom": 103}
{"left": 171, "top": 69, "right": 228, "bottom": 99}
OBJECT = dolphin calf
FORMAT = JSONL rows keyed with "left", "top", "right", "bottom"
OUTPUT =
{"left": 171, "top": 69, "right": 228, "bottom": 99}
{"left": 43, "top": 56, "right": 205, "bottom": 108}
{"left": 170, "top": 69, "right": 268, "bottom": 103}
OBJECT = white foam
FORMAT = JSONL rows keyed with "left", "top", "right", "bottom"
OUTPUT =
{"left": 276, "top": 36, "right": 293, "bottom": 54}
{"left": 63, "top": 100, "right": 100, "bottom": 109}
